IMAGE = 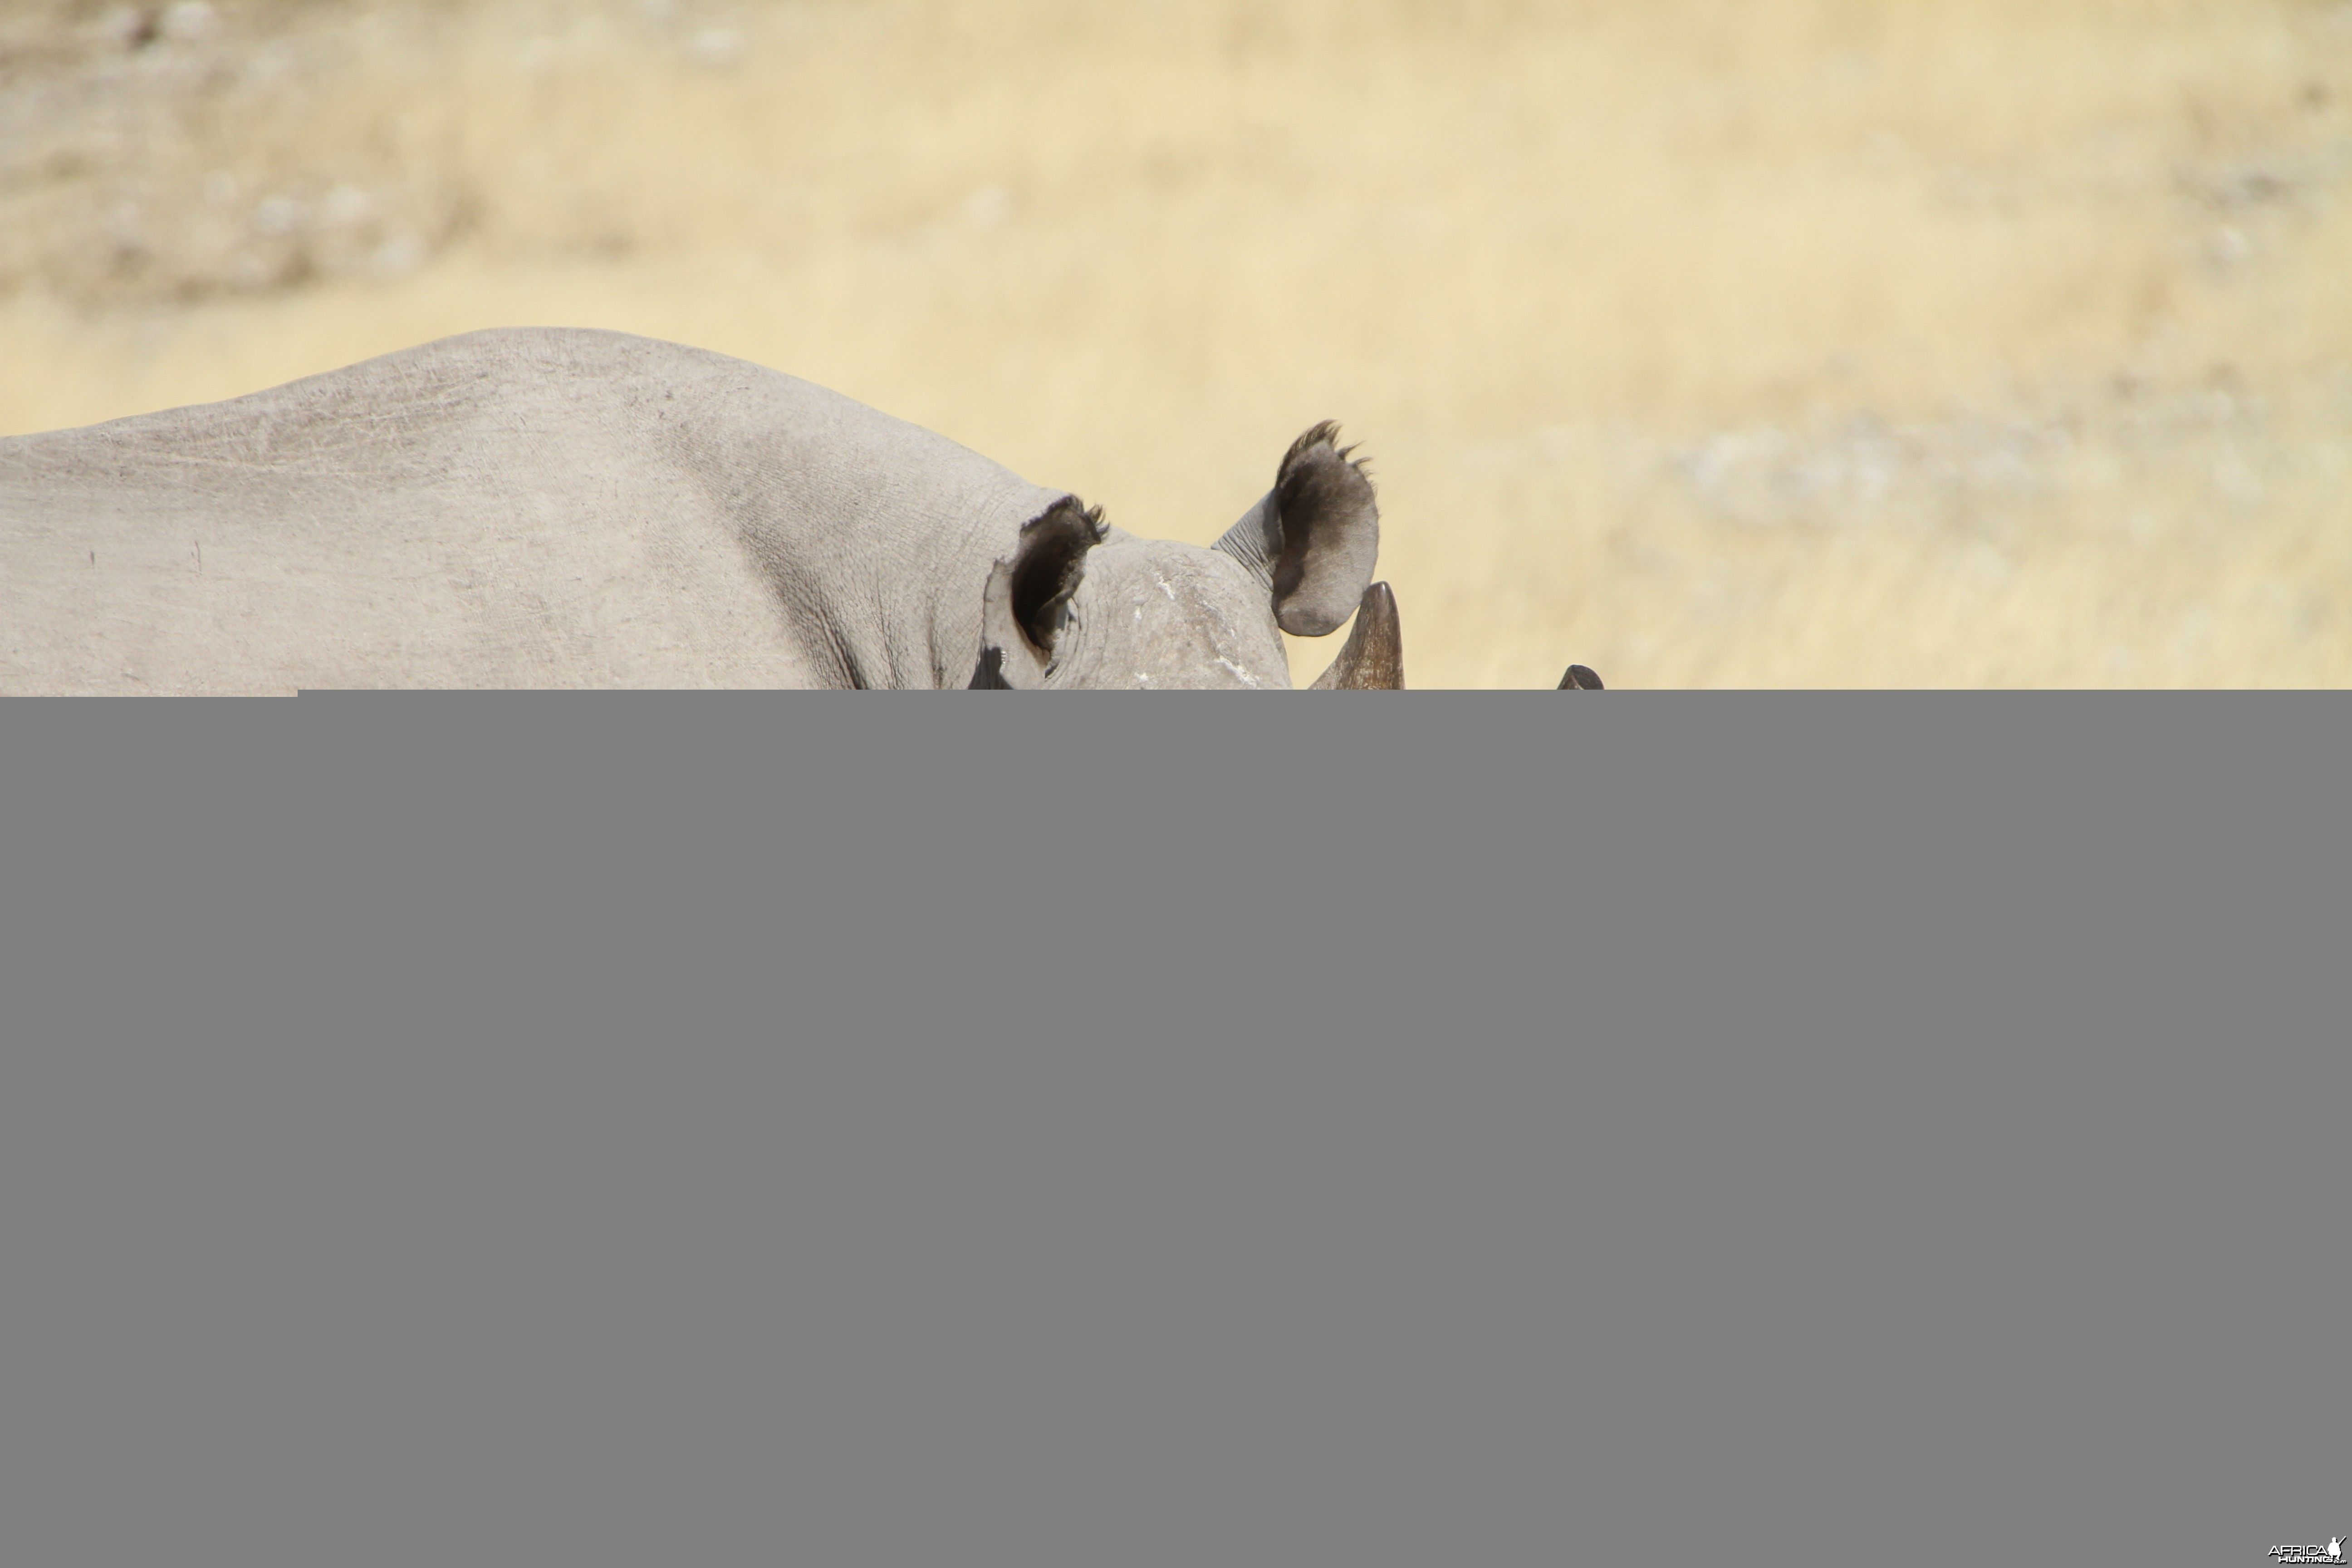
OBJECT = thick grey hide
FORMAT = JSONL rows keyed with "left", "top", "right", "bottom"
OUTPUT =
{"left": 0, "top": 328, "right": 1380, "bottom": 693}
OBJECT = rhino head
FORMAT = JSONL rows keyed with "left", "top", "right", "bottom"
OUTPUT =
{"left": 972, "top": 422, "right": 1402, "bottom": 690}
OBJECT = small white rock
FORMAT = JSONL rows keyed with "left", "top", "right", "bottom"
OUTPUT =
{"left": 321, "top": 185, "right": 378, "bottom": 230}
{"left": 228, "top": 250, "right": 279, "bottom": 291}
{"left": 252, "top": 196, "right": 306, "bottom": 236}
{"left": 687, "top": 28, "right": 743, "bottom": 68}
{"left": 370, "top": 231, "right": 428, "bottom": 280}
{"left": 2207, "top": 225, "right": 2252, "bottom": 266}
{"left": 963, "top": 185, "right": 1013, "bottom": 225}
{"left": 161, "top": 1, "right": 219, "bottom": 43}
{"left": 2211, "top": 454, "right": 2264, "bottom": 508}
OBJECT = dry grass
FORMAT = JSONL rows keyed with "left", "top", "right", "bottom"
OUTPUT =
{"left": 5, "top": 0, "right": 2349, "bottom": 685}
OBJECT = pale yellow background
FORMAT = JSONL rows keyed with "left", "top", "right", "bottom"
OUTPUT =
{"left": 5, "top": 0, "right": 2349, "bottom": 686}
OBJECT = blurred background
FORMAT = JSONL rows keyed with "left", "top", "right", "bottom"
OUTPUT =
{"left": 3, "top": 0, "right": 2348, "bottom": 686}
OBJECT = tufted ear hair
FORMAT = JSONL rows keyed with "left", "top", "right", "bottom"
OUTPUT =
{"left": 971, "top": 496, "right": 1105, "bottom": 688}
{"left": 1211, "top": 422, "right": 1381, "bottom": 637}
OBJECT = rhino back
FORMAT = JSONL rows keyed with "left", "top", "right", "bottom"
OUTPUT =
{"left": 0, "top": 328, "right": 1063, "bottom": 692}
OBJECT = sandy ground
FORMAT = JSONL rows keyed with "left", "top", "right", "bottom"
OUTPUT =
{"left": 4, "top": 0, "right": 2349, "bottom": 686}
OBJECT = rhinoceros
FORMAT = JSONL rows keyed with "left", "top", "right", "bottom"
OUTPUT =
{"left": 0, "top": 327, "right": 1405, "bottom": 693}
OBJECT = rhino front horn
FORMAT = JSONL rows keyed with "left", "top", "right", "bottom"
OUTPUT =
{"left": 1308, "top": 581, "right": 1405, "bottom": 690}
{"left": 1558, "top": 664, "right": 1604, "bottom": 689}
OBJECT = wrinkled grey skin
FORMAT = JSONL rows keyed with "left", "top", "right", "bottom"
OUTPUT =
{"left": 0, "top": 327, "right": 1392, "bottom": 693}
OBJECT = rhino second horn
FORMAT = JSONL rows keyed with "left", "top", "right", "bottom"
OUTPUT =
{"left": 1308, "top": 581, "right": 1406, "bottom": 689}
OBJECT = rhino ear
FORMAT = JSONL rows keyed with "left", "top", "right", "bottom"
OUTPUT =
{"left": 973, "top": 497, "right": 1104, "bottom": 688}
{"left": 1213, "top": 422, "right": 1380, "bottom": 637}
